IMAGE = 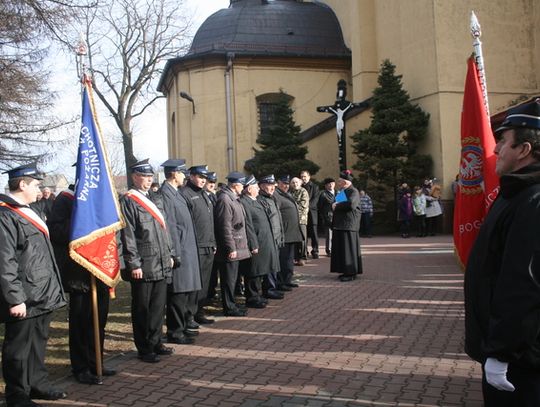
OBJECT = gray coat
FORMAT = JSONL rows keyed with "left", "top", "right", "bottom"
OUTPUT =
{"left": 274, "top": 188, "right": 303, "bottom": 243}
{"left": 161, "top": 182, "right": 201, "bottom": 293}
{"left": 240, "top": 195, "right": 279, "bottom": 277}
{"left": 214, "top": 186, "right": 251, "bottom": 262}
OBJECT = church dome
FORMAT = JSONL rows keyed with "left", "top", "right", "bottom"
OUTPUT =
{"left": 187, "top": 0, "right": 350, "bottom": 58}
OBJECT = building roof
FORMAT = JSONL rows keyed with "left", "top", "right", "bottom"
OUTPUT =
{"left": 158, "top": 0, "right": 350, "bottom": 92}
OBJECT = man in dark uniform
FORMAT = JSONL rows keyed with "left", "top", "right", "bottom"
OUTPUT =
{"left": 300, "top": 170, "right": 320, "bottom": 259}
{"left": 330, "top": 170, "right": 362, "bottom": 282}
{"left": 257, "top": 175, "right": 285, "bottom": 300}
{"left": 214, "top": 171, "right": 251, "bottom": 316}
{"left": 47, "top": 184, "right": 115, "bottom": 385}
{"left": 465, "top": 99, "right": 540, "bottom": 406}
{"left": 180, "top": 165, "right": 216, "bottom": 326}
{"left": 0, "top": 163, "right": 67, "bottom": 407}
{"left": 160, "top": 159, "right": 201, "bottom": 345}
{"left": 120, "top": 159, "right": 174, "bottom": 363}
{"left": 274, "top": 175, "right": 303, "bottom": 291}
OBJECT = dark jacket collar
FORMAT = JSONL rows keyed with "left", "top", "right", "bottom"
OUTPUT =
{"left": 0, "top": 194, "right": 27, "bottom": 207}
{"left": 500, "top": 162, "right": 540, "bottom": 199}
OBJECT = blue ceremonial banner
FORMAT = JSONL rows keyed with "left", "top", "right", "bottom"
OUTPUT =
{"left": 69, "top": 80, "right": 125, "bottom": 287}
{"left": 335, "top": 190, "right": 347, "bottom": 203}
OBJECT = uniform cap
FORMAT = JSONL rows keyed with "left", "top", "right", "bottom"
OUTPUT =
{"left": 188, "top": 165, "right": 209, "bottom": 178}
{"left": 339, "top": 169, "right": 354, "bottom": 182}
{"left": 131, "top": 158, "right": 154, "bottom": 175}
{"left": 2, "top": 163, "right": 43, "bottom": 180}
{"left": 206, "top": 171, "right": 217, "bottom": 183}
{"left": 495, "top": 97, "right": 540, "bottom": 134}
{"left": 258, "top": 174, "right": 276, "bottom": 185}
{"left": 161, "top": 159, "right": 186, "bottom": 172}
{"left": 278, "top": 175, "right": 290, "bottom": 184}
{"left": 226, "top": 171, "right": 246, "bottom": 185}
{"left": 243, "top": 175, "right": 257, "bottom": 187}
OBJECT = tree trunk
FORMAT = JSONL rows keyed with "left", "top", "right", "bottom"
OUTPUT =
{"left": 123, "top": 130, "right": 136, "bottom": 189}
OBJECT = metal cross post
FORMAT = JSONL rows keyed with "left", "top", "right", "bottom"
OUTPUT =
{"left": 317, "top": 80, "right": 367, "bottom": 172}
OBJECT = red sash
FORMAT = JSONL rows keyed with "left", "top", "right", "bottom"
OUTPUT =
{"left": 60, "top": 189, "right": 75, "bottom": 200}
{"left": 0, "top": 201, "right": 50, "bottom": 238}
{"left": 125, "top": 190, "right": 166, "bottom": 230}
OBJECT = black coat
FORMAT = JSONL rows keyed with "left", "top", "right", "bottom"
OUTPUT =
{"left": 120, "top": 190, "right": 173, "bottom": 281}
{"left": 332, "top": 186, "right": 361, "bottom": 231}
{"left": 161, "top": 182, "right": 201, "bottom": 293}
{"left": 465, "top": 163, "right": 540, "bottom": 369}
{"left": 47, "top": 189, "right": 92, "bottom": 293}
{"left": 274, "top": 188, "right": 303, "bottom": 244}
{"left": 318, "top": 189, "right": 335, "bottom": 227}
{"left": 303, "top": 180, "right": 320, "bottom": 225}
{"left": 180, "top": 180, "right": 216, "bottom": 249}
{"left": 240, "top": 195, "right": 279, "bottom": 277}
{"left": 258, "top": 191, "right": 284, "bottom": 247}
{"left": 0, "top": 194, "right": 66, "bottom": 322}
{"left": 214, "top": 186, "right": 251, "bottom": 262}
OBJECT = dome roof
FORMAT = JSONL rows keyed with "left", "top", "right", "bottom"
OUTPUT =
{"left": 187, "top": 0, "right": 350, "bottom": 58}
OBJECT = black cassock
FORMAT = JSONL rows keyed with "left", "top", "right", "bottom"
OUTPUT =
{"left": 330, "top": 186, "right": 363, "bottom": 276}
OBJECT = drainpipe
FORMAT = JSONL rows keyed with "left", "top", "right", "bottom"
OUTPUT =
{"left": 225, "top": 52, "right": 235, "bottom": 172}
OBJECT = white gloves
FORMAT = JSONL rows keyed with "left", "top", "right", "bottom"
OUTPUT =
{"left": 484, "top": 357, "right": 515, "bottom": 392}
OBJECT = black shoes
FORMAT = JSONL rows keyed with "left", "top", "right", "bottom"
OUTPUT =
{"left": 74, "top": 371, "right": 103, "bottom": 385}
{"left": 194, "top": 314, "right": 215, "bottom": 325}
{"left": 29, "top": 388, "right": 67, "bottom": 400}
{"left": 90, "top": 367, "right": 117, "bottom": 377}
{"left": 138, "top": 352, "right": 160, "bottom": 363}
{"left": 277, "top": 285, "right": 292, "bottom": 292}
{"left": 311, "top": 252, "right": 319, "bottom": 259}
{"left": 155, "top": 345, "right": 174, "bottom": 355}
{"left": 186, "top": 320, "right": 200, "bottom": 330}
{"left": 246, "top": 301, "right": 266, "bottom": 309}
{"left": 184, "top": 329, "right": 199, "bottom": 337}
{"left": 264, "top": 291, "right": 284, "bottom": 300}
{"left": 285, "top": 282, "right": 299, "bottom": 288}
{"left": 167, "top": 335, "right": 195, "bottom": 345}
{"left": 224, "top": 309, "right": 247, "bottom": 317}
{"left": 339, "top": 274, "right": 356, "bottom": 282}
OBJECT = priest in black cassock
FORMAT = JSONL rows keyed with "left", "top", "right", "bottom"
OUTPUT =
{"left": 330, "top": 170, "right": 363, "bottom": 282}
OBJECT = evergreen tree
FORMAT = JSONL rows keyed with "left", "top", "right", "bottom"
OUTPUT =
{"left": 246, "top": 91, "right": 319, "bottom": 178}
{"left": 352, "top": 59, "right": 431, "bottom": 209}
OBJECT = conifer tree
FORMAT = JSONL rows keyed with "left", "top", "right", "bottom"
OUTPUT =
{"left": 352, "top": 59, "right": 431, "bottom": 201}
{"left": 246, "top": 91, "right": 319, "bottom": 178}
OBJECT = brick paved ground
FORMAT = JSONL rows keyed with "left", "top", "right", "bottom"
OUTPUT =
{"left": 38, "top": 235, "right": 483, "bottom": 406}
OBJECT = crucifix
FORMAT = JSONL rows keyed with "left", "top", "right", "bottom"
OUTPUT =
{"left": 317, "top": 80, "right": 367, "bottom": 172}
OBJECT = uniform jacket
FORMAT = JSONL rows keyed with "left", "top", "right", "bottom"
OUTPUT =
{"left": 258, "top": 191, "right": 284, "bottom": 248}
{"left": 120, "top": 190, "right": 173, "bottom": 282}
{"left": 180, "top": 180, "right": 216, "bottom": 250}
{"left": 240, "top": 195, "right": 279, "bottom": 277}
{"left": 303, "top": 180, "right": 320, "bottom": 225}
{"left": 47, "top": 188, "right": 92, "bottom": 293}
{"left": 290, "top": 187, "right": 309, "bottom": 225}
{"left": 465, "top": 163, "right": 540, "bottom": 370}
{"left": 274, "top": 188, "right": 303, "bottom": 244}
{"left": 332, "top": 186, "right": 361, "bottom": 231}
{"left": 214, "top": 186, "right": 251, "bottom": 262}
{"left": 0, "top": 194, "right": 66, "bottom": 322}
{"left": 161, "top": 182, "right": 201, "bottom": 293}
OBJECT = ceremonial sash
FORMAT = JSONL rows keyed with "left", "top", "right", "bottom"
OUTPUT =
{"left": 0, "top": 201, "right": 50, "bottom": 238}
{"left": 125, "top": 190, "right": 166, "bottom": 229}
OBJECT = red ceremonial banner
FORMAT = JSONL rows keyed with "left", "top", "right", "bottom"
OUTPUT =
{"left": 453, "top": 56, "right": 499, "bottom": 267}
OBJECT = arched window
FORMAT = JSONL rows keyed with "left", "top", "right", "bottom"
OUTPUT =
{"left": 256, "top": 93, "right": 293, "bottom": 137}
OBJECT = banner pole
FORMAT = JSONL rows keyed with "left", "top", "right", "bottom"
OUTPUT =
{"left": 91, "top": 275, "right": 103, "bottom": 378}
{"left": 470, "top": 11, "right": 490, "bottom": 116}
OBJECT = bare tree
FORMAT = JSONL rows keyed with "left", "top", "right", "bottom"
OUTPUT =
{"left": 0, "top": 0, "right": 90, "bottom": 170}
{"left": 81, "top": 0, "right": 192, "bottom": 178}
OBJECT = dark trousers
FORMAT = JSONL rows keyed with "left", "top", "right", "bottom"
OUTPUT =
{"left": 196, "top": 249, "right": 214, "bottom": 315}
{"left": 207, "top": 261, "right": 219, "bottom": 301}
{"left": 279, "top": 243, "right": 295, "bottom": 286}
{"left": 130, "top": 279, "right": 166, "bottom": 355}
{"left": 263, "top": 272, "right": 279, "bottom": 293}
{"left": 414, "top": 214, "right": 426, "bottom": 236}
{"left": 482, "top": 364, "right": 540, "bottom": 406}
{"left": 245, "top": 275, "right": 263, "bottom": 303}
{"left": 166, "top": 287, "right": 190, "bottom": 339}
{"left": 307, "top": 213, "right": 319, "bottom": 254}
{"left": 69, "top": 284, "right": 110, "bottom": 375}
{"left": 218, "top": 260, "right": 240, "bottom": 313}
{"left": 426, "top": 215, "right": 439, "bottom": 235}
{"left": 323, "top": 225, "right": 332, "bottom": 254}
{"left": 360, "top": 213, "right": 372, "bottom": 236}
{"left": 295, "top": 224, "right": 308, "bottom": 261}
{"left": 3, "top": 312, "right": 52, "bottom": 406}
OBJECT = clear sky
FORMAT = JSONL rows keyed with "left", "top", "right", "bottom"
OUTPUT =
{"left": 1, "top": 0, "right": 230, "bottom": 187}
